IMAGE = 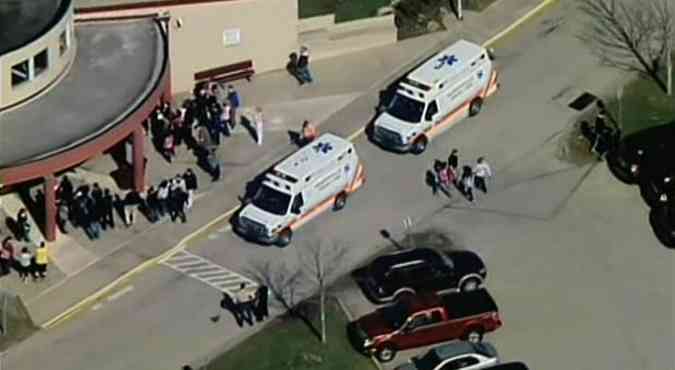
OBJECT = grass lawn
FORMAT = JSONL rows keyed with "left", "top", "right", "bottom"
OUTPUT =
{"left": 335, "top": 0, "right": 391, "bottom": 23}
{"left": 463, "top": 0, "right": 500, "bottom": 11}
{"left": 299, "top": 0, "right": 336, "bottom": 19}
{"left": 208, "top": 299, "right": 376, "bottom": 370}
{"left": 606, "top": 61, "right": 675, "bottom": 136}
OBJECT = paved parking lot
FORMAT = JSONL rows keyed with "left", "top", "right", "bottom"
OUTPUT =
{"left": 336, "top": 164, "right": 675, "bottom": 370}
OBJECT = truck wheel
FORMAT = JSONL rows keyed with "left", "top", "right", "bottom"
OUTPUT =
{"left": 460, "top": 278, "right": 481, "bottom": 292}
{"left": 376, "top": 344, "right": 397, "bottom": 363}
{"left": 334, "top": 192, "right": 347, "bottom": 211}
{"left": 276, "top": 229, "right": 293, "bottom": 247}
{"left": 463, "top": 327, "right": 484, "bottom": 343}
{"left": 411, "top": 137, "right": 428, "bottom": 155}
{"left": 469, "top": 98, "right": 483, "bottom": 117}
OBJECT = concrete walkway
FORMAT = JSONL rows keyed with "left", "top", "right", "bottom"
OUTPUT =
{"left": 0, "top": 0, "right": 558, "bottom": 327}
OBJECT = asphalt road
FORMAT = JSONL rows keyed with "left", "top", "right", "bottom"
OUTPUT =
{"left": 6, "top": 2, "right": 672, "bottom": 370}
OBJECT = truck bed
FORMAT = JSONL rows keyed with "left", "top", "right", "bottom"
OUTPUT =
{"left": 440, "top": 289, "right": 498, "bottom": 318}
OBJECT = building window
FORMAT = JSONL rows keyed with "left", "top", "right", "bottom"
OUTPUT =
{"left": 11, "top": 60, "right": 29, "bottom": 86}
{"left": 59, "top": 30, "right": 68, "bottom": 55}
{"left": 34, "top": 49, "right": 49, "bottom": 76}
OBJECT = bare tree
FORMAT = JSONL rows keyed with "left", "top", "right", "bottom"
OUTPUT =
{"left": 577, "top": 0, "right": 674, "bottom": 94}
{"left": 244, "top": 258, "right": 303, "bottom": 315}
{"left": 298, "top": 239, "right": 349, "bottom": 344}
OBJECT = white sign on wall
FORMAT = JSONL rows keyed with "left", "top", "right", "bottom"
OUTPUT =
{"left": 223, "top": 28, "right": 241, "bottom": 47}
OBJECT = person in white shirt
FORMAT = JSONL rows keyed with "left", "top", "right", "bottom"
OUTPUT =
{"left": 254, "top": 107, "right": 264, "bottom": 146}
{"left": 473, "top": 157, "right": 493, "bottom": 194}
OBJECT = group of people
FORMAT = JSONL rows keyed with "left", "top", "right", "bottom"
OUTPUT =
{"left": 143, "top": 169, "right": 199, "bottom": 224}
{"left": 55, "top": 176, "right": 118, "bottom": 240}
{"left": 287, "top": 46, "right": 314, "bottom": 85}
{"left": 0, "top": 237, "right": 48, "bottom": 284}
{"left": 221, "top": 283, "right": 270, "bottom": 327}
{"left": 429, "top": 149, "right": 493, "bottom": 202}
{"left": 579, "top": 101, "right": 621, "bottom": 159}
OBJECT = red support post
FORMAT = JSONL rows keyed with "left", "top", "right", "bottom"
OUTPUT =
{"left": 44, "top": 174, "right": 57, "bottom": 242}
{"left": 132, "top": 126, "right": 146, "bottom": 193}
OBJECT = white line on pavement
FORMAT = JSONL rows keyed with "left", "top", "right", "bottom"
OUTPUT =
{"left": 106, "top": 285, "right": 135, "bottom": 302}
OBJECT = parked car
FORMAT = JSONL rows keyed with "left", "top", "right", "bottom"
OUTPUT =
{"left": 347, "top": 290, "right": 502, "bottom": 363}
{"left": 352, "top": 247, "right": 487, "bottom": 304}
{"left": 483, "top": 362, "right": 529, "bottom": 370}
{"left": 606, "top": 122, "right": 675, "bottom": 185}
{"left": 395, "top": 341, "right": 499, "bottom": 370}
{"left": 649, "top": 204, "right": 675, "bottom": 248}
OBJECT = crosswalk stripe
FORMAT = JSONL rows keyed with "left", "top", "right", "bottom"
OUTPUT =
{"left": 205, "top": 275, "right": 241, "bottom": 283}
{"left": 194, "top": 271, "right": 232, "bottom": 279}
{"left": 184, "top": 266, "right": 222, "bottom": 275}
{"left": 160, "top": 250, "right": 258, "bottom": 294}
{"left": 174, "top": 261, "right": 209, "bottom": 270}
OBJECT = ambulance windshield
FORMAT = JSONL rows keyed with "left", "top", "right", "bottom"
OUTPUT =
{"left": 387, "top": 94, "right": 424, "bottom": 123}
{"left": 252, "top": 185, "right": 291, "bottom": 216}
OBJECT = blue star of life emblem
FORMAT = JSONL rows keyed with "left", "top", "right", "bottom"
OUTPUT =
{"left": 477, "top": 70, "right": 484, "bottom": 80}
{"left": 313, "top": 142, "right": 333, "bottom": 154}
{"left": 434, "top": 54, "right": 459, "bottom": 69}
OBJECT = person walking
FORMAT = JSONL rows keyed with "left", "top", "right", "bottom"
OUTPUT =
{"left": 58, "top": 175, "right": 74, "bottom": 205}
{"left": 123, "top": 190, "right": 143, "bottom": 226}
{"left": 91, "top": 183, "right": 105, "bottom": 230}
{"left": 35, "top": 242, "right": 48, "bottom": 279}
{"left": 16, "top": 208, "right": 31, "bottom": 243}
{"left": 297, "top": 46, "right": 313, "bottom": 84}
{"left": 253, "top": 285, "right": 269, "bottom": 322}
{"left": 473, "top": 157, "right": 493, "bottom": 194}
{"left": 102, "top": 188, "right": 115, "bottom": 229}
{"left": 300, "top": 120, "right": 318, "bottom": 146}
{"left": 234, "top": 283, "right": 255, "bottom": 326}
{"left": 436, "top": 161, "right": 452, "bottom": 198}
{"left": 0, "top": 238, "right": 12, "bottom": 276}
{"left": 56, "top": 200, "right": 70, "bottom": 234}
{"left": 145, "top": 186, "right": 160, "bottom": 223}
{"left": 207, "top": 148, "right": 222, "bottom": 182}
{"left": 226, "top": 85, "right": 241, "bottom": 130}
{"left": 84, "top": 189, "right": 102, "bottom": 239}
{"left": 17, "top": 247, "right": 32, "bottom": 284}
{"left": 157, "top": 181, "right": 170, "bottom": 218}
{"left": 221, "top": 101, "right": 232, "bottom": 136}
{"left": 183, "top": 169, "right": 198, "bottom": 210}
{"left": 448, "top": 149, "right": 459, "bottom": 176}
{"left": 254, "top": 107, "right": 264, "bottom": 146}
{"left": 460, "top": 166, "right": 475, "bottom": 202}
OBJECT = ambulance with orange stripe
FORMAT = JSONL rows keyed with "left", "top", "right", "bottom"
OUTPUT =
{"left": 371, "top": 39, "right": 499, "bottom": 154}
{"left": 234, "top": 133, "right": 366, "bottom": 246}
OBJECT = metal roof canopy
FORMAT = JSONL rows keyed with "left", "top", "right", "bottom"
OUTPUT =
{"left": 274, "top": 133, "right": 353, "bottom": 184}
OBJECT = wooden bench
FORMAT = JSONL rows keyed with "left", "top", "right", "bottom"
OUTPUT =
{"left": 194, "top": 60, "right": 255, "bottom": 85}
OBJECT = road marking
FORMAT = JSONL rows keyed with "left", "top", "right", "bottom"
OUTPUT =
{"left": 160, "top": 251, "right": 258, "bottom": 294}
{"left": 40, "top": 0, "right": 558, "bottom": 330}
{"left": 106, "top": 285, "right": 134, "bottom": 302}
{"left": 91, "top": 303, "right": 103, "bottom": 311}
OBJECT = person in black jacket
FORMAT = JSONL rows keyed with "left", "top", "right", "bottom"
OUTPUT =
{"left": 297, "top": 46, "right": 313, "bottom": 84}
{"left": 102, "top": 188, "right": 115, "bottom": 229}
{"left": 254, "top": 285, "right": 269, "bottom": 322}
{"left": 183, "top": 168, "right": 198, "bottom": 210}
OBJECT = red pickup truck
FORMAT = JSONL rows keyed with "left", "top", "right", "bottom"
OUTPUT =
{"left": 347, "top": 289, "right": 502, "bottom": 362}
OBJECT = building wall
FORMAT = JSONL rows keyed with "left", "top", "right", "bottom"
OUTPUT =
{"left": 167, "top": 0, "right": 299, "bottom": 94}
{"left": 0, "top": 2, "right": 77, "bottom": 111}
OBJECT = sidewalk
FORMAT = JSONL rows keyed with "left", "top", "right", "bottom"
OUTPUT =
{"left": 1, "top": 0, "right": 555, "bottom": 327}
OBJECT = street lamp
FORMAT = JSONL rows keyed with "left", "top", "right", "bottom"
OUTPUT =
{"left": 457, "top": 0, "right": 463, "bottom": 21}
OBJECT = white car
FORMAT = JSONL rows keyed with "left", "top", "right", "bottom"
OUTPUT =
{"left": 395, "top": 341, "right": 498, "bottom": 370}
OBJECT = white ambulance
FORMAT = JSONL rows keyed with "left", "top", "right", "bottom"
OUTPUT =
{"left": 371, "top": 39, "right": 499, "bottom": 154}
{"left": 234, "top": 133, "right": 366, "bottom": 246}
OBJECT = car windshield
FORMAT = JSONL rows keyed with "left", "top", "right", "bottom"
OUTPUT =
{"left": 381, "top": 301, "right": 409, "bottom": 329}
{"left": 412, "top": 351, "right": 443, "bottom": 370}
{"left": 387, "top": 94, "right": 425, "bottom": 123}
{"left": 251, "top": 185, "right": 291, "bottom": 216}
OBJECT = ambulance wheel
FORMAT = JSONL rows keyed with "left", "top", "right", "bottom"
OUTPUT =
{"left": 334, "top": 192, "right": 347, "bottom": 211}
{"left": 276, "top": 229, "right": 293, "bottom": 247}
{"left": 469, "top": 98, "right": 483, "bottom": 117}
{"left": 411, "top": 137, "right": 428, "bottom": 155}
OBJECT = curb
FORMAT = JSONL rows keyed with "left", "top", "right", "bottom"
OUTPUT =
{"left": 335, "top": 295, "right": 384, "bottom": 370}
{"left": 40, "top": 0, "right": 560, "bottom": 331}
